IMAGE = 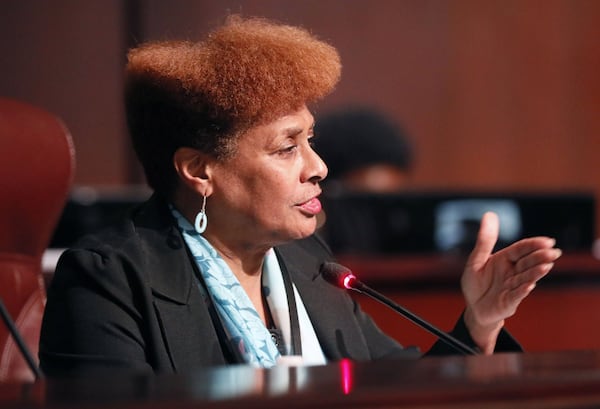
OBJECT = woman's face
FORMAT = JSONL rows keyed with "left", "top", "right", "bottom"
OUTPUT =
{"left": 206, "top": 105, "right": 328, "bottom": 250}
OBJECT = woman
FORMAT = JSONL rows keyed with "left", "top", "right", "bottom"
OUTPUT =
{"left": 39, "top": 16, "right": 561, "bottom": 375}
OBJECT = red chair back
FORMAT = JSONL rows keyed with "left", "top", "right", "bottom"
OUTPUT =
{"left": 0, "top": 98, "right": 75, "bottom": 382}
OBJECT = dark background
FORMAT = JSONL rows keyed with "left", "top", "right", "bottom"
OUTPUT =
{"left": 2, "top": 0, "right": 599, "bottom": 236}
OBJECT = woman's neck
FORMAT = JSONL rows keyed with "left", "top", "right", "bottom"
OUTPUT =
{"left": 208, "top": 236, "right": 271, "bottom": 325}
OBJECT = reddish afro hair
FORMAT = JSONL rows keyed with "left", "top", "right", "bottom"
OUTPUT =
{"left": 125, "top": 15, "right": 341, "bottom": 197}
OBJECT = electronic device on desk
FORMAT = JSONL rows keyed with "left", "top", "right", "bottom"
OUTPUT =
{"left": 49, "top": 185, "right": 151, "bottom": 249}
{"left": 43, "top": 186, "right": 151, "bottom": 273}
{"left": 321, "top": 190, "right": 596, "bottom": 256}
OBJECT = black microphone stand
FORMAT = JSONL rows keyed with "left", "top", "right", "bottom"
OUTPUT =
{"left": 0, "top": 297, "right": 43, "bottom": 379}
{"left": 346, "top": 276, "right": 479, "bottom": 355}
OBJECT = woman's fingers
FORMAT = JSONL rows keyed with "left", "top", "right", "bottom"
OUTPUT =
{"left": 504, "top": 237, "right": 558, "bottom": 263}
{"left": 505, "top": 261, "right": 555, "bottom": 291}
{"left": 512, "top": 247, "right": 562, "bottom": 273}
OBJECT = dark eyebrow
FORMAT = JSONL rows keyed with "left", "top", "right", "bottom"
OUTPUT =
{"left": 282, "top": 126, "right": 304, "bottom": 138}
{"left": 280, "top": 121, "right": 315, "bottom": 138}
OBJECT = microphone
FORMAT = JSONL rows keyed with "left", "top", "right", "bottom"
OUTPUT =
{"left": 0, "top": 297, "right": 43, "bottom": 379}
{"left": 320, "top": 262, "right": 479, "bottom": 356}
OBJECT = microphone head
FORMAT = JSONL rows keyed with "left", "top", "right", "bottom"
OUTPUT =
{"left": 320, "top": 262, "right": 355, "bottom": 289}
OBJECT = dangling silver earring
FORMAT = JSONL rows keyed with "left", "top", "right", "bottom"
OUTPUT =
{"left": 194, "top": 195, "right": 208, "bottom": 234}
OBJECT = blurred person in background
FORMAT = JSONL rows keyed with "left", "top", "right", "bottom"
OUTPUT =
{"left": 314, "top": 107, "right": 415, "bottom": 254}
{"left": 315, "top": 107, "right": 414, "bottom": 195}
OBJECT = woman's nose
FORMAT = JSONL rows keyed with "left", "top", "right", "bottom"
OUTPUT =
{"left": 303, "top": 146, "right": 328, "bottom": 183}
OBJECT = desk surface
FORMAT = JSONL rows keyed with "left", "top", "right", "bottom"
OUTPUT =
{"left": 4, "top": 350, "right": 600, "bottom": 408}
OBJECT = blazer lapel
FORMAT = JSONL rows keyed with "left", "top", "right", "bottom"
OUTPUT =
{"left": 130, "top": 196, "right": 227, "bottom": 370}
{"left": 275, "top": 239, "right": 372, "bottom": 361}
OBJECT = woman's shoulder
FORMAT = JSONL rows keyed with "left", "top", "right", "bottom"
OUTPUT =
{"left": 52, "top": 195, "right": 176, "bottom": 283}
{"left": 52, "top": 221, "right": 144, "bottom": 290}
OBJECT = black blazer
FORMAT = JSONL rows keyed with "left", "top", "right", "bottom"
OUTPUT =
{"left": 39, "top": 195, "right": 519, "bottom": 377}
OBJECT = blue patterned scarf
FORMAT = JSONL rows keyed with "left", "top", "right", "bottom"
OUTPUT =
{"left": 170, "top": 208, "right": 281, "bottom": 367}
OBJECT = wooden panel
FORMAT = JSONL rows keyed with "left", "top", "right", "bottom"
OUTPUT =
{"left": 343, "top": 252, "right": 600, "bottom": 353}
{"left": 2, "top": 1, "right": 599, "bottom": 232}
{"left": 142, "top": 0, "right": 600, "bottom": 235}
{"left": 354, "top": 286, "right": 600, "bottom": 354}
{"left": 1, "top": 1, "right": 599, "bottom": 227}
{"left": 0, "top": 1, "right": 128, "bottom": 185}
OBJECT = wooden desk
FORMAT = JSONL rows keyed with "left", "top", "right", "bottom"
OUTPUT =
{"left": 338, "top": 251, "right": 600, "bottom": 353}
{"left": 3, "top": 350, "right": 600, "bottom": 408}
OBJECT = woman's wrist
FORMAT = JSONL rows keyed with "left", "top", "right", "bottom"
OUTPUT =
{"left": 463, "top": 307, "right": 504, "bottom": 355}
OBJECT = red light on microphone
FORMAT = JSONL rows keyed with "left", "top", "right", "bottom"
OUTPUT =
{"left": 320, "top": 262, "right": 364, "bottom": 292}
{"left": 342, "top": 274, "right": 357, "bottom": 290}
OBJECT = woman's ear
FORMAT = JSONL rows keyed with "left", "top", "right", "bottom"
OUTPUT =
{"left": 173, "top": 147, "right": 213, "bottom": 195}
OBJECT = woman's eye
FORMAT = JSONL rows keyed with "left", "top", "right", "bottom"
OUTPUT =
{"left": 280, "top": 145, "right": 297, "bottom": 154}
